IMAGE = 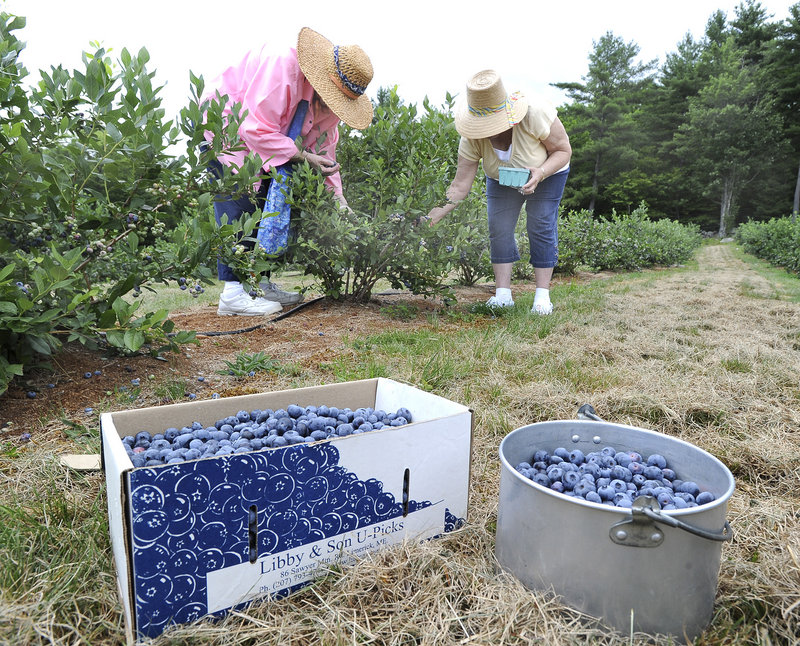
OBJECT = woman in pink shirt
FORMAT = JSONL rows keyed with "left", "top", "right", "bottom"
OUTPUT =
{"left": 205, "top": 27, "right": 374, "bottom": 316}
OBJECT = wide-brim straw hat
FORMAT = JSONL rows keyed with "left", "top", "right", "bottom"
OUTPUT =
{"left": 297, "top": 27, "right": 374, "bottom": 130}
{"left": 454, "top": 69, "right": 529, "bottom": 139}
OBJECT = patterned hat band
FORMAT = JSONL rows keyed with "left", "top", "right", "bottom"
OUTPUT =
{"left": 329, "top": 45, "right": 367, "bottom": 100}
{"left": 468, "top": 100, "right": 507, "bottom": 117}
{"left": 467, "top": 91, "right": 523, "bottom": 126}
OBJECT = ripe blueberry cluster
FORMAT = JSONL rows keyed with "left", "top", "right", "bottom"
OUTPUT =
{"left": 178, "top": 276, "right": 205, "bottom": 298}
{"left": 515, "top": 445, "right": 717, "bottom": 509}
{"left": 123, "top": 403, "right": 413, "bottom": 468}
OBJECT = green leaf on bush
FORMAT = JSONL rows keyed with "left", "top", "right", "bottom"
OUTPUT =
{"left": 27, "top": 334, "right": 54, "bottom": 356}
{"left": 123, "top": 329, "right": 145, "bottom": 352}
{"left": 105, "top": 330, "right": 125, "bottom": 348}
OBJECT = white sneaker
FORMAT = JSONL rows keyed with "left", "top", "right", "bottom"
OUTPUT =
{"left": 531, "top": 301, "right": 553, "bottom": 315}
{"left": 259, "top": 281, "right": 303, "bottom": 305}
{"left": 486, "top": 295, "right": 514, "bottom": 308}
{"left": 217, "top": 292, "right": 282, "bottom": 316}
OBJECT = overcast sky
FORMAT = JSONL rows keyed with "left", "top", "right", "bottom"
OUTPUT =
{"left": 3, "top": 0, "right": 796, "bottom": 121}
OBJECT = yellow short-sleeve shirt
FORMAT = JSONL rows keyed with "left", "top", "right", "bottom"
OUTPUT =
{"left": 457, "top": 95, "right": 557, "bottom": 181}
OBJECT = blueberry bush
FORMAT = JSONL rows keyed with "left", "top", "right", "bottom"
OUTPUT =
{"left": 0, "top": 12, "right": 264, "bottom": 394}
{"left": 736, "top": 216, "right": 800, "bottom": 275}
{"left": 555, "top": 204, "right": 703, "bottom": 274}
{"left": 448, "top": 189, "right": 493, "bottom": 287}
{"left": 283, "top": 88, "right": 491, "bottom": 301}
{"left": 510, "top": 203, "right": 702, "bottom": 279}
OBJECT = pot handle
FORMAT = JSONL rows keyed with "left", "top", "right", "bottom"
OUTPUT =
{"left": 577, "top": 403, "right": 602, "bottom": 421}
{"left": 578, "top": 405, "right": 734, "bottom": 544}
{"left": 640, "top": 505, "right": 733, "bottom": 542}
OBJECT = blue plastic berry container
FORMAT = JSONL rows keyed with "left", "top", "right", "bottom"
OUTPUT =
{"left": 498, "top": 166, "right": 530, "bottom": 187}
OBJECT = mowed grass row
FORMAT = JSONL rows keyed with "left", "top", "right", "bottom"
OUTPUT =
{"left": 1, "top": 243, "right": 799, "bottom": 645}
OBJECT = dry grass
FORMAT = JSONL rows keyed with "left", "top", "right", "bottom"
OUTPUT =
{"left": 2, "top": 243, "right": 799, "bottom": 645}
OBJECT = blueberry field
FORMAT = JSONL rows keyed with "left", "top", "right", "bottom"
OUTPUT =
{"left": 2, "top": 242, "right": 800, "bottom": 645}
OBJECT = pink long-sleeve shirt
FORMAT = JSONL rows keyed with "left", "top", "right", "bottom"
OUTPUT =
{"left": 203, "top": 45, "right": 343, "bottom": 197}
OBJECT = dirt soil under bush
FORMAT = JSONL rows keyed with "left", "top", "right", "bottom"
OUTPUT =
{"left": 0, "top": 283, "right": 510, "bottom": 433}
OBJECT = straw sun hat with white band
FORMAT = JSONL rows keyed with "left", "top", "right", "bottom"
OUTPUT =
{"left": 454, "top": 69, "right": 529, "bottom": 139}
{"left": 297, "top": 27, "right": 374, "bottom": 130}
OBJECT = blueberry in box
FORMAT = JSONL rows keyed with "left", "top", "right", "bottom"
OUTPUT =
{"left": 498, "top": 167, "right": 531, "bottom": 188}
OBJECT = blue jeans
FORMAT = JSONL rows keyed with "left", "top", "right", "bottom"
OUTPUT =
{"left": 209, "top": 160, "right": 272, "bottom": 282}
{"left": 486, "top": 168, "right": 569, "bottom": 268}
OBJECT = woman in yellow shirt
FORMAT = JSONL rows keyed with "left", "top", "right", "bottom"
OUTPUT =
{"left": 428, "top": 70, "right": 571, "bottom": 315}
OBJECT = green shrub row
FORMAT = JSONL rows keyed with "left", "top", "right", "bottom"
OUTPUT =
{"left": 736, "top": 217, "right": 800, "bottom": 274}
{"left": 555, "top": 204, "right": 703, "bottom": 274}
{"left": 511, "top": 203, "right": 703, "bottom": 278}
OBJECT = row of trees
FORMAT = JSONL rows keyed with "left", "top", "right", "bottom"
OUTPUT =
{"left": 558, "top": 0, "right": 800, "bottom": 235}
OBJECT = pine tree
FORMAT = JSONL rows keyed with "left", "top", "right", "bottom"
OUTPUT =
{"left": 554, "top": 32, "right": 656, "bottom": 214}
{"left": 674, "top": 38, "right": 784, "bottom": 236}
{"left": 764, "top": 3, "right": 800, "bottom": 219}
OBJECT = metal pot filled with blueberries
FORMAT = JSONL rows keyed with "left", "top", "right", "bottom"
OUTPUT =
{"left": 495, "top": 405, "right": 734, "bottom": 643}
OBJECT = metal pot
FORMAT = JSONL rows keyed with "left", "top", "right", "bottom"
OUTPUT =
{"left": 495, "top": 407, "right": 734, "bottom": 642}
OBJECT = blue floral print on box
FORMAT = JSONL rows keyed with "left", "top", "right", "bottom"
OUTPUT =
{"left": 128, "top": 441, "right": 462, "bottom": 639}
